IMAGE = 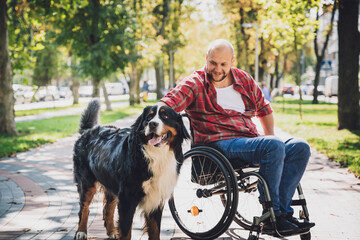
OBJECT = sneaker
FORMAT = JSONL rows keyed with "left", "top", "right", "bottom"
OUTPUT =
{"left": 286, "top": 214, "right": 315, "bottom": 230}
{"left": 263, "top": 214, "right": 300, "bottom": 235}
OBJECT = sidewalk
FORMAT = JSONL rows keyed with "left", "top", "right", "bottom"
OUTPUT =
{"left": 1, "top": 113, "right": 360, "bottom": 240}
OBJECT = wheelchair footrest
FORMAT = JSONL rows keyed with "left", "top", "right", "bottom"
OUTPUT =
{"left": 291, "top": 199, "right": 306, "bottom": 206}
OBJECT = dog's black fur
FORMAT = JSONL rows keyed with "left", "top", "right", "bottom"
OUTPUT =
{"left": 73, "top": 100, "right": 190, "bottom": 240}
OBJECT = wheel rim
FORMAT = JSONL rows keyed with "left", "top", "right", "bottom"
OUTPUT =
{"left": 221, "top": 172, "right": 263, "bottom": 230}
{"left": 169, "top": 150, "right": 237, "bottom": 239}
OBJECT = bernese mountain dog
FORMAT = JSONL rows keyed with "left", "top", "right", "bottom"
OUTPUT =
{"left": 73, "top": 99, "right": 190, "bottom": 240}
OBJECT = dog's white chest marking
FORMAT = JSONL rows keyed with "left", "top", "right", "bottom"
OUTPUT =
{"left": 141, "top": 145, "right": 178, "bottom": 214}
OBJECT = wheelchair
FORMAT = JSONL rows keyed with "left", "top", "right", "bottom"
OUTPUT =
{"left": 168, "top": 144, "right": 313, "bottom": 240}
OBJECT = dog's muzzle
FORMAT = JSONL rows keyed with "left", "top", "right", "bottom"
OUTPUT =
{"left": 147, "top": 131, "right": 172, "bottom": 147}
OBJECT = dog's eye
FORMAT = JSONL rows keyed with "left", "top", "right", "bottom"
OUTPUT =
{"left": 161, "top": 113, "right": 168, "bottom": 119}
{"left": 147, "top": 115, "right": 153, "bottom": 121}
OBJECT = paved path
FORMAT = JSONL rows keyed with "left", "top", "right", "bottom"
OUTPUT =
{"left": 1, "top": 114, "right": 360, "bottom": 240}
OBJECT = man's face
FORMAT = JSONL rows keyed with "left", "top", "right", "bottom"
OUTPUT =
{"left": 206, "top": 48, "right": 234, "bottom": 83}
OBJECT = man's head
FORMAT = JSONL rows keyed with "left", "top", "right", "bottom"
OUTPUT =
{"left": 206, "top": 39, "right": 235, "bottom": 84}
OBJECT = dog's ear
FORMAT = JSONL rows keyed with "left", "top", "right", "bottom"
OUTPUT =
{"left": 178, "top": 114, "right": 191, "bottom": 140}
{"left": 132, "top": 106, "right": 152, "bottom": 132}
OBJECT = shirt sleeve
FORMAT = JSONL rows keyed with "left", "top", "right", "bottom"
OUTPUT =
{"left": 159, "top": 76, "right": 198, "bottom": 113}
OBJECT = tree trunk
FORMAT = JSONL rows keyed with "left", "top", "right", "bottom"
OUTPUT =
{"left": 72, "top": 79, "right": 80, "bottom": 104}
{"left": 101, "top": 81, "right": 112, "bottom": 111}
{"left": 294, "top": 30, "right": 303, "bottom": 120}
{"left": 92, "top": 77, "right": 101, "bottom": 97}
{"left": 0, "top": 0, "right": 17, "bottom": 135}
{"left": 313, "top": 5, "right": 337, "bottom": 104}
{"left": 312, "top": 59, "right": 322, "bottom": 104}
{"left": 129, "top": 62, "right": 140, "bottom": 106}
{"left": 155, "top": 56, "right": 165, "bottom": 100}
{"left": 337, "top": 0, "right": 360, "bottom": 130}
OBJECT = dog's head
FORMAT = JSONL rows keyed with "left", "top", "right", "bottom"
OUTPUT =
{"left": 132, "top": 105, "right": 190, "bottom": 148}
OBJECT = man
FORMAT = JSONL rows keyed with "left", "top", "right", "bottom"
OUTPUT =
{"left": 260, "top": 82, "right": 272, "bottom": 102}
{"left": 158, "top": 39, "right": 314, "bottom": 234}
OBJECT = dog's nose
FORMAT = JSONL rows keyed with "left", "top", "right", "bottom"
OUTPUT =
{"left": 149, "top": 121, "right": 158, "bottom": 130}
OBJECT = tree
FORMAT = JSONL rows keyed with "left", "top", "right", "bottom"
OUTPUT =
{"left": 0, "top": 0, "right": 17, "bottom": 135}
{"left": 7, "top": 0, "right": 48, "bottom": 74}
{"left": 31, "top": 44, "right": 59, "bottom": 101}
{"left": 152, "top": 0, "right": 171, "bottom": 99}
{"left": 259, "top": 0, "right": 319, "bottom": 118}
{"left": 312, "top": 2, "right": 337, "bottom": 104}
{"left": 52, "top": 0, "right": 135, "bottom": 99}
{"left": 337, "top": 0, "right": 360, "bottom": 130}
{"left": 220, "top": 0, "right": 262, "bottom": 76}
{"left": 163, "top": 0, "right": 186, "bottom": 89}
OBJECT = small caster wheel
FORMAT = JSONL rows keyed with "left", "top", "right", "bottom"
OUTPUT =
{"left": 300, "top": 231, "right": 311, "bottom": 240}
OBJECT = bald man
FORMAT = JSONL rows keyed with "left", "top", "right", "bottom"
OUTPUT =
{"left": 159, "top": 39, "right": 314, "bottom": 234}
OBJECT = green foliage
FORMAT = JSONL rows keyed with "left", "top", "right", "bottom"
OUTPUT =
{"left": 51, "top": 0, "right": 136, "bottom": 82}
{"left": 7, "top": 0, "right": 49, "bottom": 72}
{"left": 32, "top": 44, "right": 59, "bottom": 86}
{"left": 272, "top": 97, "right": 360, "bottom": 177}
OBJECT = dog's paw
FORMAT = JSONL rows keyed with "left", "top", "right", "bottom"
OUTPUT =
{"left": 108, "top": 231, "right": 119, "bottom": 239}
{"left": 75, "top": 232, "right": 87, "bottom": 240}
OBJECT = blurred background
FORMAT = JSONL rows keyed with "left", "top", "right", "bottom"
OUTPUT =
{"left": 0, "top": 0, "right": 359, "bottom": 132}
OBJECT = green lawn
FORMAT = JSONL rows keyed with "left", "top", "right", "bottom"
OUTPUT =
{"left": 0, "top": 103, "right": 149, "bottom": 159}
{"left": 272, "top": 97, "right": 360, "bottom": 177}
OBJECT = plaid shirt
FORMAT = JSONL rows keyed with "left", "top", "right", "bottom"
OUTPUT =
{"left": 160, "top": 67, "right": 273, "bottom": 143}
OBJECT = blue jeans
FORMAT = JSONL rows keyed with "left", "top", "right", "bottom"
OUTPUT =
{"left": 211, "top": 136, "right": 311, "bottom": 216}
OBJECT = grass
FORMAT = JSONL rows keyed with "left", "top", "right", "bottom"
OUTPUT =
{"left": 272, "top": 97, "right": 360, "bottom": 177}
{"left": 0, "top": 102, "right": 153, "bottom": 159}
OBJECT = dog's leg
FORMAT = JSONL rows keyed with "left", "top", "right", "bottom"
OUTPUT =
{"left": 75, "top": 183, "right": 97, "bottom": 240}
{"left": 117, "top": 194, "right": 138, "bottom": 240}
{"left": 119, "top": 225, "right": 132, "bottom": 240}
{"left": 144, "top": 205, "right": 164, "bottom": 240}
{"left": 103, "top": 189, "right": 118, "bottom": 239}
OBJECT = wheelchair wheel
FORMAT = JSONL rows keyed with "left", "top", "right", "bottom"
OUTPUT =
{"left": 169, "top": 147, "right": 238, "bottom": 240}
{"left": 221, "top": 171, "right": 264, "bottom": 230}
{"left": 300, "top": 232, "right": 311, "bottom": 240}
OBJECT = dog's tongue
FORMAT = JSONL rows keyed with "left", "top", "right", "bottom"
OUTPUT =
{"left": 149, "top": 135, "right": 162, "bottom": 146}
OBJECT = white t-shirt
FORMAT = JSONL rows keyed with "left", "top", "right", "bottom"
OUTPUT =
{"left": 215, "top": 85, "right": 245, "bottom": 113}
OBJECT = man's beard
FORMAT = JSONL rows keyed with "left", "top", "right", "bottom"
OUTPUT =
{"left": 207, "top": 71, "right": 228, "bottom": 82}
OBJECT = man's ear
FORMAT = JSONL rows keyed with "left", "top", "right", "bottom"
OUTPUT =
{"left": 231, "top": 56, "right": 235, "bottom": 67}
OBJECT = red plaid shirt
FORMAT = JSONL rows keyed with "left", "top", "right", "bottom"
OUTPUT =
{"left": 160, "top": 67, "right": 273, "bottom": 143}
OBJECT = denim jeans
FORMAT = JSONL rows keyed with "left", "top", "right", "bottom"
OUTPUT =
{"left": 211, "top": 135, "right": 311, "bottom": 216}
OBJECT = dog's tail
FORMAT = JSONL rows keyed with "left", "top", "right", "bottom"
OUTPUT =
{"left": 79, "top": 99, "right": 100, "bottom": 134}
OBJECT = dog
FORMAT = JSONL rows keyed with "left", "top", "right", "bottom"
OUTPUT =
{"left": 73, "top": 100, "right": 190, "bottom": 240}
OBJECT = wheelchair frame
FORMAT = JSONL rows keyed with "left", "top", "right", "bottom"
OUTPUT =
{"left": 169, "top": 145, "right": 312, "bottom": 240}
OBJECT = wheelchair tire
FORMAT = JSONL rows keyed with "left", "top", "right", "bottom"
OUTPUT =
{"left": 169, "top": 147, "right": 238, "bottom": 240}
{"left": 221, "top": 171, "right": 265, "bottom": 230}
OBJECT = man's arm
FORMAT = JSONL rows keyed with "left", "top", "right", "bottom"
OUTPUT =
{"left": 259, "top": 113, "right": 274, "bottom": 135}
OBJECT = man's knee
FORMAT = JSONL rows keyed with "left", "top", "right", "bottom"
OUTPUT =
{"left": 263, "top": 136, "right": 286, "bottom": 160}
{"left": 286, "top": 137, "right": 311, "bottom": 164}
